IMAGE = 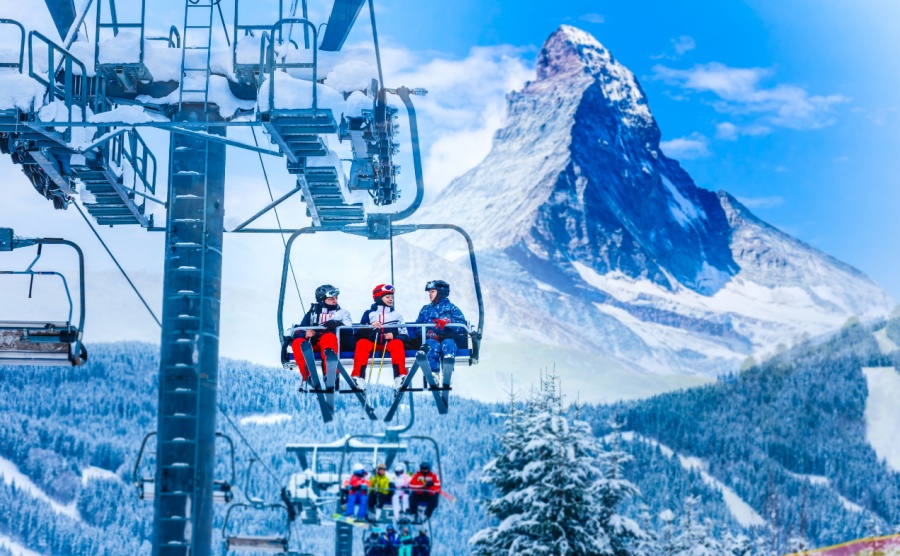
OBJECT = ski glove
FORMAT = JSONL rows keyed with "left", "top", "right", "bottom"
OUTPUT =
{"left": 324, "top": 320, "right": 342, "bottom": 331}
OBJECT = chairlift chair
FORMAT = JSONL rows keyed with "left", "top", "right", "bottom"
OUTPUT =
{"left": 222, "top": 502, "right": 293, "bottom": 555}
{"left": 133, "top": 431, "right": 235, "bottom": 504}
{"left": 276, "top": 224, "right": 484, "bottom": 424}
{"left": 0, "top": 229, "right": 88, "bottom": 367}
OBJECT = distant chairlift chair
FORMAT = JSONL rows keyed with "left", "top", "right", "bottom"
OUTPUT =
{"left": 0, "top": 228, "right": 88, "bottom": 367}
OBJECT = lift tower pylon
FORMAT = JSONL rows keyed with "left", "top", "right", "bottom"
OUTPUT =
{"left": 153, "top": 108, "right": 226, "bottom": 556}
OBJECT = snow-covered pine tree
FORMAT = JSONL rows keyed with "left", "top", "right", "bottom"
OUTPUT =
{"left": 671, "top": 496, "right": 723, "bottom": 556}
{"left": 722, "top": 531, "right": 753, "bottom": 556}
{"left": 470, "top": 375, "right": 643, "bottom": 555}
{"left": 632, "top": 503, "right": 660, "bottom": 556}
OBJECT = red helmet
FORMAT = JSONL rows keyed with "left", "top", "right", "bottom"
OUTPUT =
{"left": 372, "top": 284, "right": 395, "bottom": 299}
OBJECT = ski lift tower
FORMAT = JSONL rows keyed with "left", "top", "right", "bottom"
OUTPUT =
{"left": 0, "top": 0, "right": 430, "bottom": 554}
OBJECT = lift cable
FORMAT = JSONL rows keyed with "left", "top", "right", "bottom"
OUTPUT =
{"left": 72, "top": 201, "right": 161, "bottom": 327}
{"left": 73, "top": 203, "right": 283, "bottom": 499}
{"left": 367, "top": 0, "right": 385, "bottom": 89}
{"left": 250, "top": 127, "right": 306, "bottom": 314}
{"left": 216, "top": 400, "right": 281, "bottom": 486}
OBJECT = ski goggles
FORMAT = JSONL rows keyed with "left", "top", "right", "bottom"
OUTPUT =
{"left": 323, "top": 287, "right": 340, "bottom": 298}
{"left": 424, "top": 281, "right": 440, "bottom": 291}
{"left": 373, "top": 284, "right": 395, "bottom": 297}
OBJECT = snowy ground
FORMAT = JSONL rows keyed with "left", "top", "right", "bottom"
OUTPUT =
{"left": 239, "top": 413, "right": 292, "bottom": 426}
{"left": 81, "top": 466, "right": 120, "bottom": 485}
{"left": 610, "top": 432, "right": 766, "bottom": 528}
{"left": 784, "top": 471, "right": 864, "bottom": 513}
{"left": 0, "top": 534, "right": 42, "bottom": 556}
{"left": 873, "top": 327, "right": 899, "bottom": 355}
{"left": 0, "top": 456, "right": 79, "bottom": 519}
{"left": 862, "top": 367, "right": 900, "bottom": 472}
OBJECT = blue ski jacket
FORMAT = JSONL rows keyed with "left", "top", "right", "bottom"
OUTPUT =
{"left": 414, "top": 298, "right": 466, "bottom": 345}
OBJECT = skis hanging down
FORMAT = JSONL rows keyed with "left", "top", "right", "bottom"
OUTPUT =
{"left": 301, "top": 340, "right": 334, "bottom": 423}
{"left": 325, "top": 349, "right": 378, "bottom": 420}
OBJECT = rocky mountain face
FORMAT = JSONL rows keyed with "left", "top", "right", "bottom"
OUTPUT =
{"left": 411, "top": 25, "right": 893, "bottom": 390}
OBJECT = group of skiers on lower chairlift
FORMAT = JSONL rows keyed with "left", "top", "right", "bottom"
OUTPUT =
{"left": 285, "top": 280, "right": 467, "bottom": 391}
{"left": 343, "top": 461, "right": 441, "bottom": 523}
{"left": 364, "top": 525, "right": 431, "bottom": 556}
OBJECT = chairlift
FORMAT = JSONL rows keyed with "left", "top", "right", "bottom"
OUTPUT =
{"left": 133, "top": 431, "right": 235, "bottom": 504}
{"left": 285, "top": 401, "right": 445, "bottom": 527}
{"left": 222, "top": 502, "right": 293, "bottom": 555}
{"left": 0, "top": 228, "right": 88, "bottom": 367}
{"left": 276, "top": 223, "right": 484, "bottom": 424}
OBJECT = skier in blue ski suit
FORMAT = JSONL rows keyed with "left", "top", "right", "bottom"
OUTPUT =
{"left": 414, "top": 280, "right": 466, "bottom": 378}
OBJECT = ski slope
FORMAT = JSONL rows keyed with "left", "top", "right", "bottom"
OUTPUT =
{"left": 0, "top": 533, "right": 42, "bottom": 556}
{"left": 0, "top": 456, "right": 79, "bottom": 519}
{"left": 612, "top": 432, "right": 766, "bottom": 527}
{"left": 862, "top": 367, "right": 900, "bottom": 472}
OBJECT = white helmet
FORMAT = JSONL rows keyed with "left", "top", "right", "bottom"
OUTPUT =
{"left": 352, "top": 462, "right": 365, "bottom": 474}
{"left": 394, "top": 462, "right": 406, "bottom": 474}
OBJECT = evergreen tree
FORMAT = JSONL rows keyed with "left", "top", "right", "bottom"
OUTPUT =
{"left": 671, "top": 497, "right": 723, "bottom": 556}
{"left": 471, "top": 376, "right": 643, "bottom": 555}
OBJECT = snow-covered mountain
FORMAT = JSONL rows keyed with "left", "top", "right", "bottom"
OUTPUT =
{"left": 410, "top": 25, "right": 894, "bottom": 393}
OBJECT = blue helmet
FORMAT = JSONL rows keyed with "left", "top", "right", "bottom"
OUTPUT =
{"left": 424, "top": 280, "right": 449, "bottom": 299}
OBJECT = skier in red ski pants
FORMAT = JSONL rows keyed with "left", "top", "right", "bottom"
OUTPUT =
{"left": 352, "top": 284, "right": 408, "bottom": 389}
{"left": 291, "top": 284, "right": 352, "bottom": 387}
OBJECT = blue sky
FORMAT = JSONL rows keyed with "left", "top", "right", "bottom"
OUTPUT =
{"left": 1, "top": 0, "right": 898, "bottom": 364}
{"left": 371, "top": 0, "right": 900, "bottom": 297}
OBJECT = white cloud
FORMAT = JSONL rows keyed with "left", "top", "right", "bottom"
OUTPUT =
{"left": 715, "top": 121, "right": 771, "bottom": 140}
{"left": 580, "top": 13, "right": 605, "bottom": 24}
{"left": 653, "top": 62, "right": 848, "bottom": 130}
{"left": 659, "top": 133, "right": 711, "bottom": 160}
{"left": 736, "top": 196, "right": 784, "bottom": 209}
{"left": 380, "top": 44, "right": 533, "bottom": 194}
{"left": 651, "top": 35, "right": 696, "bottom": 60}
{"left": 672, "top": 36, "right": 696, "bottom": 56}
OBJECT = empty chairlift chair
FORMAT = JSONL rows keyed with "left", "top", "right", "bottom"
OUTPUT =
{"left": 0, "top": 229, "right": 87, "bottom": 366}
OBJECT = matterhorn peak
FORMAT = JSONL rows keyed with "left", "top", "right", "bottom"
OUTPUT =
{"left": 536, "top": 26, "right": 652, "bottom": 127}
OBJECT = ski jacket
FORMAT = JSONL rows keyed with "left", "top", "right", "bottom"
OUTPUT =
{"left": 383, "top": 532, "right": 398, "bottom": 547}
{"left": 390, "top": 471, "right": 410, "bottom": 493}
{"left": 399, "top": 534, "right": 414, "bottom": 546}
{"left": 357, "top": 303, "right": 408, "bottom": 343}
{"left": 413, "top": 534, "right": 431, "bottom": 556}
{"left": 414, "top": 298, "right": 466, "bottom": 344}
{"left": 369, "top": 473, "right": 392, "bottom": 495}
{"left": 293, "top": 303, "right": 353, "bottom": 339}
{"left": 409, "top": 471, "right": 440, "bottom": 495}
{"left": 346, "top": 473, "right": 369, "bottom": 493}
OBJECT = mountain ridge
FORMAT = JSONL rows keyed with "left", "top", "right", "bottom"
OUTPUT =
{"left": 411, "top": 25, "right": 893, "bottom": 383}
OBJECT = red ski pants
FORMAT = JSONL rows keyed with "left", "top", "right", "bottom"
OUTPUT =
{"left": 352, "top": 338, "right": 407, "bottom": 378}
{"left": 292, "top": 332, "right": 339, "bottom": 381}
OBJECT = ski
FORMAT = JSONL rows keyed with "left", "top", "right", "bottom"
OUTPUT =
{"left": 332, "top": 513, "right": 370, "bottom": 528}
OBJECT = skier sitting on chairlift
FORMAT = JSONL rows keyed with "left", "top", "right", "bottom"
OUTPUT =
{"left": 390, "top": 462, "right": 411, "bottom": 523}
{"left": 289, "top": 284, "right": 352, "bottom": 390}
{"left": 365, "top": 530, "right": 388, "bottom": 556}
{"left": 368, "top": 462, "right": 393, "bottom": 517}
{"left": 344, "top": 463, "right": 369, "bottom": 520}
{"left": 414, "top": 280, "right": 466, "bottom": 384}
{"left": 398, "top": 527, "right": 414, "bottom": 556}
{"left": 407, "top": 462, "right": 441, "bottom": 520}
{"left": 353, "top": 284, "right": 408, "bottom": 390}
{"left": 382, "top": 525, "right": 399, "bottom": 555}
{"left": 412, "top": 530, "right": 431, "bottom": 556}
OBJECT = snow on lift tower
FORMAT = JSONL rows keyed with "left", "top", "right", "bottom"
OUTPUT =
{"left": 0, "top": 228, "right": 87, "bottom": 367}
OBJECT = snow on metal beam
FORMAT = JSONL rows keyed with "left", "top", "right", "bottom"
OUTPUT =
{"left": 320, "top": 0, "right": 366, "bottom": 52}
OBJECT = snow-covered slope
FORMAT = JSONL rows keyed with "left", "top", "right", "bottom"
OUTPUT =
{"left": 410, "top": 25, "right": 893, "bottom": 390}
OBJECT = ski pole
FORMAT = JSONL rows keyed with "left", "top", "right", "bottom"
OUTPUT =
{"left": 364, "top": 327, "right": 378, "bottom": 390}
